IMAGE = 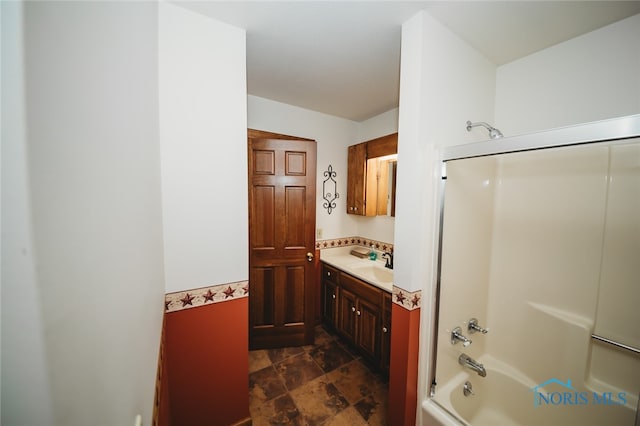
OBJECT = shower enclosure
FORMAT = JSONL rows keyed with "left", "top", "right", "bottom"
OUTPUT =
{"left": 423, "top": 115, "right": 640, "bottom": 426}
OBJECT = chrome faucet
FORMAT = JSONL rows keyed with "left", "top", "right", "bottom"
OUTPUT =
{"left": 468, "top": 318, "right": 489, "bottom": 334}
{"left": 459, "top": 353, "right": 486, "bottom": 377}
{"left": 382, "top": 252, "right": 393, "bottom": 269}
{"left": 451, "top": 327, "right": 472, "bottom": 347}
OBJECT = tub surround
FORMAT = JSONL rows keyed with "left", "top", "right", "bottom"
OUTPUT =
{"left": 425, "top": 131, "right": 640, "bottom": 425}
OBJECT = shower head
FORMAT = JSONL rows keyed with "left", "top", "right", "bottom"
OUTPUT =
{"left": 466, "top": 120, "right": 503, "bottom": 139}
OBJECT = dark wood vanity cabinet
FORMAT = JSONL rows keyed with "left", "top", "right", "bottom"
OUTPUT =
{"left": 321, "top": 264, "right": 339, "bottom": 328}
{"left": 321, "top": 262, "right": 391, "bottom": 374}
{"left": 380, "top": 292, "right": 392, "bottom": 374}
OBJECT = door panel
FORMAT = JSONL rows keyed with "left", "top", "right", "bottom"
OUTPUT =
{"left": 252, "top": 186, "right": 276, "bottom": 248}
{"left": 284, "top": 186, "right": 305, "bottom": 248}
{"left": 250, "top": 267, "right": 275, "bottom": 327}
{"left": 357, "top": 298, "right": 380, "bottom": 362}
{"left": 338, "top": 288, "right": 357, "bottom": 342}
{"left": 284, "top": 266, "right": 305, "bottom": 324}
{"left": 248, "top": 133, "right": 316, "bottom": 349}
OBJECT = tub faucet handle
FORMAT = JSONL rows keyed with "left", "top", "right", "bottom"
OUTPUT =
{"left": 463, "top": 381, "right": 475, "bottom": 397}
{"left": 468, "top": 318, "right": 489, "bottom": 334}
{"left": 451, "top": 327, "right": 472, "bottom": 347}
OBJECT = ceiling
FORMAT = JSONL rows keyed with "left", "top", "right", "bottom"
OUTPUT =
{"left": 178, "top": 1, "right": 640, "bottom": 122}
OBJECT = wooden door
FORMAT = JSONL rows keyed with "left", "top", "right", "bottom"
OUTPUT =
{"left": 248, "top": 131, "right": 316, "bottom": 349}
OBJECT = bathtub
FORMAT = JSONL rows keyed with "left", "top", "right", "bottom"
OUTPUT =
{"left": 422, "top": 355, "right": 636, "bottom": 426}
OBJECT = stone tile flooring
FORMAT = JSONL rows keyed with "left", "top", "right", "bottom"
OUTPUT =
{"left": 249, "top": 325, "right": 388, "bottom": 425}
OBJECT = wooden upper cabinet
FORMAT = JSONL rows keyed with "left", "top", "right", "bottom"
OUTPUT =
{"left": 347, "top": 142, "right": 367, "bottom": 215}
{"left": 346, "top": 133, "right": 398, "bottom": 216}
{"left": 366, "top": 133, "right": 398, "bottom": 158}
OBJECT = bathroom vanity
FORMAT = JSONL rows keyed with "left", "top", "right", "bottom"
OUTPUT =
{"left": 320, "top": 248, "right": 392, "bottom": 375}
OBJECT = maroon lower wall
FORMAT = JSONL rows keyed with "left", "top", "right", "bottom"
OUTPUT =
{"left": 388, "top": 303, "right": 421, "bottom": 426}
{"left": 164, "top": 297, "right": 249, "bottom": 425}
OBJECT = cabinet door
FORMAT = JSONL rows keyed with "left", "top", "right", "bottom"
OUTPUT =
{"left": 322, "top": 279, "right": 339, "bottom": 328}
{"left": 356, "top": 297, "right": 381, "bottom": 362}
{"left": 347, "top": 142, "right": 366, "bottom": 215}
{"left": 337, "top": 288, "right": 357, "bottom": 342}
{"left": 380, "top": 292, "right": 392, "bottom": 374}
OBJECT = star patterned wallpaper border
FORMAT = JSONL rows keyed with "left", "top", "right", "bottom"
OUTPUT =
{"left": 315, "top": 236, "right": 394, "bottom": 253}
{"left": 391, "top": 287, "right": 421, "bottom": 311}
{"left": 165, "top": 280, "right": 248, "bottom": 313}
{"left": 164, "top": 237, "right": 420, "bottom": 314}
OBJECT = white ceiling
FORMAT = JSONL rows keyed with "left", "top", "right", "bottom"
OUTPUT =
{"left": 178, "top": 1, "right": 640, "bottom": 122}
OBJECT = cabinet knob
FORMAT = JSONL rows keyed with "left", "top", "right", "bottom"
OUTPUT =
{"left": 332, "top": 294, "right": 336, "bottom": 299}
{"left": 306, "top": 252, "right": 314, "bottom": 262}
{"left": 326, "top": 271, "right": 331, "bottom": 277}
{"left": 383, "top": 327, "right": 388, "bottom": 333}
{"left": 351, "top": 306, "right": 356, "bottom": 312}
{"left": 357, "top": 310, "right": 361, "bottom": 316}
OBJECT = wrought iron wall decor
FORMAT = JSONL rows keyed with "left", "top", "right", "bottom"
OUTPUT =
{"left": 322, "top": 165, "right": 339, "bottom": 214}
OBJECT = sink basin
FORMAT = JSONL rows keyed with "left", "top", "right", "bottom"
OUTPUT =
{"left": 349, "top": 263, "right": 393, "bottom": 284}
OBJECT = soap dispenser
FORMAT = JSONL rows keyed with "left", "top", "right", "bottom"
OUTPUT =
{"left": 369, "top": 244, "right": 377, "bottom": 261}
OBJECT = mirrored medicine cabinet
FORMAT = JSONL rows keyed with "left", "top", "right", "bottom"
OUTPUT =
{"left": 347, "top": 133, "right": 398, "bottom": 217}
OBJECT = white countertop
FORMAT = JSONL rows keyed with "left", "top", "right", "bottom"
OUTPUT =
{"left": 320, "top": 246, "right": 393, "bottom": 292}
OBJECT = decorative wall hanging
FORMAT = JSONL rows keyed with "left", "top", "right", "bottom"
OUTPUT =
{"left": 322, "top": 165, "right": 339, "bottom": 214}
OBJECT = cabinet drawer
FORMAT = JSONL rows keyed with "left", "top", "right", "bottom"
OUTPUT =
{"left": 322, "top": 263, "right": 339, "bottom": 284}
{"left": 340, "top": 272, "right": 382, "bottom": 306}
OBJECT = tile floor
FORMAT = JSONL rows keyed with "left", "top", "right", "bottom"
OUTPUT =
{"left": 248, "top": 325, "right": 389, "bottom": 425}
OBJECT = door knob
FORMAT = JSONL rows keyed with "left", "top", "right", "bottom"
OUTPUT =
{"left": 306, "top": 252, "right": 314, "bottom": 262}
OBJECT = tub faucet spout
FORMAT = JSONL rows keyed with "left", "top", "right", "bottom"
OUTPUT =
{"left": 459, "top": 354, "right": 486, "bottom": 377}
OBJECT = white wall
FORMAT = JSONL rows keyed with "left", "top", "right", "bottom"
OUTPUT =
{"left": 356, "top": 107, "right": 399, "bottom": 141}
{"left": 396, "top": 11, "right": 496, "bottom": 424}
{"left": 395, "top": 11, "right": 496, "bottom": 295}
{"left": 496, "top": 13, "right": 640, "bottom": 136}
{"left": 1, "top": 2, "right": 54, "bottom": 424}
{"left": 12, "top": 2, "right": 165, "bottom": 425}
{"left": 160, "top": 3, "right": 248, "bottom": 293}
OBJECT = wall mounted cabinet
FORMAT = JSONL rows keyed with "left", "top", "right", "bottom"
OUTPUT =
{"left": 346, "top": 142, "right": 367, "bottom": 215}
{"left": 346, "top": 133, "right": 398, "bottom": 216}
{"left": 321, "top": 262, "right": 391, "bottom": 375}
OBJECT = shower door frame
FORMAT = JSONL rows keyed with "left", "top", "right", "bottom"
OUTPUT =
{"left": 426, "top": 114, "right": 640, "bottom": 401}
